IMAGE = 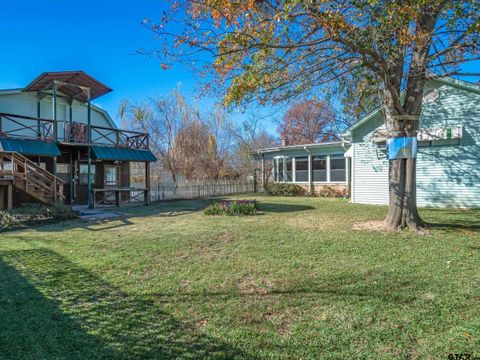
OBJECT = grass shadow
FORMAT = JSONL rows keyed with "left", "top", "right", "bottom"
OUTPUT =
{"left": 422, "top": 208, "right": 480, "bottom": 233}
{"left": 257, "top": 202, "right": 315, "bottom": 213}
{"left": 0, "top": 249, "right": 251, "bottom": 360}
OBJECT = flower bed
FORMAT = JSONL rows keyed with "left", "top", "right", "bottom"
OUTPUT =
{"left": 204, "top": 199, "right": 258, "bottom": 216}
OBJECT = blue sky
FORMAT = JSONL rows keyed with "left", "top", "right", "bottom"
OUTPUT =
{"left": 0, "top": 1, "right": 477, "bottom": 136}
{"left": 0, "top": 0, "right": 280, "bottom": 134}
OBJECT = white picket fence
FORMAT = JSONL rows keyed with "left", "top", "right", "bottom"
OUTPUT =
{"left": 148, "top": 179, "right": 257, "bottom": 202}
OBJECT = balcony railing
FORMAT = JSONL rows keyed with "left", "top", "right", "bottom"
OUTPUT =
{"left": 0, "top": 113, "right": 149, "bottom": 150}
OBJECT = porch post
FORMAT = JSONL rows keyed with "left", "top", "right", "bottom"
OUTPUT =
{"left": 68, "top": 102, "right": 74, "bottom": 204}
{"left": 292, "top": 157, "right": 296, "bottom": 183}
{"left": 326, "top": 155, "right": 331, "bottom": 183}
{"left": 261, "top": 155, "right": 265, "bottom": 192}
{"left": 0, "top": 186, "right": 4, "bottom": 210}
{"left": 87, "top": 89, "right": 93, "bottom": 209}
{"left": 145, "top": 161, "right": 151, "bottom": 205}
{"left": 308, "top": 154, "right": 313, "bottom": 194}
{"left": 7, "top": 184, "right": 13, "bottom": 210}
{"left": 37, "top": 97, "right": 41, "bottom": 139}
{"left": 52, "top": 80, "right": 58, "bottom": 142}
{"left": 52, "top": 81, "right": 58, "bottom": 177}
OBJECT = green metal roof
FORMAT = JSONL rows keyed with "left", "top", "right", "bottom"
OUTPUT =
{"left": 91, "top": 146, "right": 156, "bottom": 162}
{"left": 0, "top": 138, "right": 61, "bottom": 157}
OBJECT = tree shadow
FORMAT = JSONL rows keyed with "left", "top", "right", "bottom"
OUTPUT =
{"left": 0, "top": 249, "right": 252, "bottom": 360}
{"left": 422, "top": 208, "right": 480, "bottom": 233}
{"left": 257, "top": 202, "right": 315, "bottom": 213}
{"left": 19, "top": 198, "right": 314, "bottom": 233}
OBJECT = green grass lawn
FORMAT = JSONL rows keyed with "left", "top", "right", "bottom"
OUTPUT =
{"left": 0, "top": 196, "right": 479, "bottom": 359}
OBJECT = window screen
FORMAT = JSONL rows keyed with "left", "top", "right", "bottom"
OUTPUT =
{"left": 312, "top": 156, "right": 326, "bottom": 182}
{"left": 330, "top": 154, "right": 346, "bottom": 182}
{"left": 295, "top": 157, "right": 308, "bottom": 182}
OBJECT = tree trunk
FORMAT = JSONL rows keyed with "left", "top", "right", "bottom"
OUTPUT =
{"left": 384, "top": 157, "right": 424, "bottom": 231}
{"left": 383, "top": 89, "right": 424, "bottom": 231}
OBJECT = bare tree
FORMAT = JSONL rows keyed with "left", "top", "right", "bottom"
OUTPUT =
{"left": 228, "top": 116, "right": 277, "bottom": 178}
{"left": 119, "top": 85, "right": 190, "bottom": 184}
{"left": 277, "top": 99, "right": 337, "bottom": 145}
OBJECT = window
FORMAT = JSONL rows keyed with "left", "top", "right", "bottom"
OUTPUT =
{"left": 312, "top": 156, "right": 326, "bottom": 182}
{"left": 330, "top": 154, "right": 346, "bottom": 182}
{"left": 295, "top": 157, "right": 308, "bottom": 182}
{"left": 286, "top": 158, "right": 293, "bottom": 182}
{"left": 56, "top": 163, "right": 71, "bottom": 183}
{"left": 272, "top": 159, "right": 277, "bottom": 182}
{"left": 105, "top": 166, "right": 119, "bottom": 187}
{"left": 79, "top": 164, "right": 95, "bottom": 185}
{"left": 277, "top": 158, "right": 284, "bottom": 182}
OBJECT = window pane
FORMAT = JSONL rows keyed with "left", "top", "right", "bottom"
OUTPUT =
{"left": 295, "top": 157, "right": 308, "bottom": 182}
{"left": 79, "top": 164, "right": 96, "bottom": 185}
{"left": 330, "top": 155, "right": 346, "bottom": 182}
{"left": 312, "top": 156, "right": 326, "bottom": 182}
{"left": 56, "top": 163, "right": 71, "bottom": 183}
{"left": 278, "top": 158, "right": 284, "bottom": 182}
{"left": 273, "top": 159, "right": 277, "bottom": 182}
{"left": 105, "top": 166, "right": 118, "bottom": 186}
{"left": 286, "top": 158, "right": 293, "bottom": 182}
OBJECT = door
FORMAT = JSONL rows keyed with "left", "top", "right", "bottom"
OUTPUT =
{"left": 104, "top": 165, "right": 119, "bottom": 204}
{"left": 104, "top": 165, "right": 119, "bottom": 188}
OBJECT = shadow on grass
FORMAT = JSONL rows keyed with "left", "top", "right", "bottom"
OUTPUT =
{"left": 25, "top": 198, "right": 314, "bottom": 233}
{"left": 256, "top": 202, "right": 315, "bottom": 213}
{"left": 0, "top": 249, "right": 251, "bottom": 360}
{"left": 423, "top": 208, "right": 480, "bottom": 233}
{"left": 148, "top": 274, "right": 424, "bottom": 306}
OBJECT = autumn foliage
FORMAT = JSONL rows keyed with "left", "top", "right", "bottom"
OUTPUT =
{"left": 278, "top": 100, "right": 337, "bottom": 145}
{"left": 147, "top": 0, "right": 479, "bottom": 230}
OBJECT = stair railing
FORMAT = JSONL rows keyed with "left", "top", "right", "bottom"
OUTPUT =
{"left": 0, "top": 151, "right": 65, "bottom": 202}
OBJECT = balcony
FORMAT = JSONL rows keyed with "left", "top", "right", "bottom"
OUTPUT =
{"left": 0, "top": 112, "right": 149, "bottom": 150}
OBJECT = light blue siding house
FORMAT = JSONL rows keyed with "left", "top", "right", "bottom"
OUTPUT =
{"left": 253, "top": 77, "right": 480, "bottom": 208}
{"left": 344, "top": 78, "right": 480, "bottom": 208}
{"left": 252, "top": 142, "right": 349, "bottom": 194}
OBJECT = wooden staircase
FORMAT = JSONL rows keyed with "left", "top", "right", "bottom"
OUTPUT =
{"left": 0, "top": 151, "right": 65, "bottom": 208}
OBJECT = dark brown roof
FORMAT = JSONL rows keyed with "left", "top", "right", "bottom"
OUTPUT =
{"left": 23, "top": 71, "right": 112, "bottom": 103}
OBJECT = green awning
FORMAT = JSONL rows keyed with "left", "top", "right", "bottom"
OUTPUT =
{"left": 0, "top": 138, "right": 61, "bottom": 157}
{"left": 91, "top": 146, "right": 156, "bottom": 162}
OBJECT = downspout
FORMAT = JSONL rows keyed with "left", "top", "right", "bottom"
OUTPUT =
{"left": 87, "top": 88, "right": 93, "bottom": 209}
{"left": 341, "top": 137, "right": 353, "bottom": 202}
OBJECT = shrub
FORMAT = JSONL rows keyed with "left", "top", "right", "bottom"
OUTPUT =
{"left": 265, "top": 183, "right": 306, "bottom": 197}
{"left": 204, "top": 203, "right": 223, "bottom": 216}
{"left": 316, "top": 186, "right": 349, "bottom": 198}
{"left": 43, "top": 202, "right": 77, "bottom": 220}
{"left": 0, "top": 211, "right": 22, "bottom": 230}
{"left": 0, "top": 202, "right": 77, "bottom": 232}
{"left": 204, "top": 200, "right": 258, "bottom": 216}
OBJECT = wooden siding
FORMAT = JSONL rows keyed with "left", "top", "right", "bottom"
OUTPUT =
{"left": 0, "top": 91, "right": 115, "bottom": 141}
{"left": 351, "top": 80, "right": 480, "bottom": 208}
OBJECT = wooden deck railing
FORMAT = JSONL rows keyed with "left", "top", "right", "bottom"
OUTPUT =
{"left": 0, "top": 151, "right": 65, "bottom": 202}
{"left": 0, "top": 113, "right": 149, "bottom": 150}
{"left": 91, "top": 188, "right": 149, "bottom": 208}
{"left": 0, "top": 113, "right": 55, "bottom": 141}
